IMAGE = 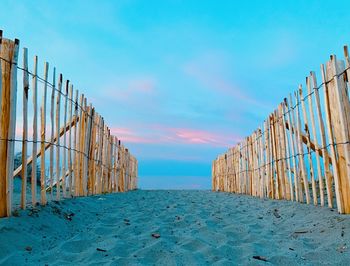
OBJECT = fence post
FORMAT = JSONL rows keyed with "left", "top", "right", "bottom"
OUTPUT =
{"left": 299, "top": 85, "right": 317, "bottom": 205}
{"left": 294, "top": 90, "right": 310, "bottom": 204}
{"left": 49, "top": 67, "right": 56, "bottom": 199}
{"left": 67, "top": 84, "right": 73, "bottom": 196}
{"left": 40, "top": 62, "right": 49, "bottom": 205}
{"left": 325, "top": 56, "right": 350, "bottom": 213}
{"left": 61, "top": 80, "right": 69, "bottom": 198}
{"left": 306, "top": 76, "right": 324, "bottom": 206}
{"left": 31, "top": 55, "right": 38, "bottom": 206}
{"left": 311, "top": 72, "right": 333, "bottom": 208}
{"left": 55, "top": 74, "right": 62, "bottom": 200}
{"left": 0, "top": 37, "right": 19, "bottom": 217}
{"left": 21, "top": 47, "right": 29, "bottom": 209}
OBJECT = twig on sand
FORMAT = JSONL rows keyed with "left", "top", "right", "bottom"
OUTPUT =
{"left": 96, "top": 248, "right": 107, "bottom": 252}
{"left": 252, "top": 255, "right": 268, "bottom": 262}
{"left": 294, "top": 230, "right": 308, "bottom": 234}
{"left": 273, "top": 209, "right": 281, "bottom": 218}
{"left": 151, "top": 233, "right": 160, "bottom": 239}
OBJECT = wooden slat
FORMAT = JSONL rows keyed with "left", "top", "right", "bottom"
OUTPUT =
{"left": 61, "top": 80, "right": 69, "bottom": 198}
{"left": 271, "top": 113, "right": 280, "bottom": 199}
{"left": 284, "top": 97, "right": 301, "bottom": 202}
{"left": 329, "top": 56, "right": 350, "bottom": 213}
{"left": 268, "top": 119, "right": 274, "bottom": 198}
{"left": 344, "top": 45, "right": 350, "bottom": 80}
{"left": 55, "top": 74, "right": 62, "bottom": 200}
{"left": 278, "top": 105, "right": 289, "bottom": 200}
{"left": 0, "top": 30, "right": 2, "bottom": 108}
{"left": 111, "top": 135, "right": 115, "bottom": 192}
{"left": 245, "top": 139, "right": 249, "bottom": 194}
{"left": 102, "top": 125, "right": 108, "bottom": 193}
{"left": 88, "top": 109, "right": 97, "bottom": 195}
{"left": 83, "top": 103, "right": 93, "bottom": 196}
{"left": 76, "top": 94, "right": 84, "bottom": 196}
{"left": 40, "top": 61, "right": 49, "bottom": 205}
{"left": 321, "top": 63, "right": 343, "bottom": 212}
{"left": 81, "top": 97, "right": 87, "bottom": 195}
{"left": 21, "top": 47, "right": 29, "bottom": 209}
{"left": 306, "top": 75, "right": 324, "bottom": 206}
{"left": 108, "top": 132, "right": 113, "bottom": 193}
{"left": 0, "top": 38, "right": 19, "bottom": 217}
{"left": 299, "top": 85, "right": 317, "bottom": 205}
{"left": 311, "top": 71, "right": 333, "bottom": 208}
{"left": 73, "top": 89, "right": 79, "bottom": 195}
{"left": 5, "top": 39, "right": 19, "bottom": 215}
{"left": 118, "top": 141, "right": 124, "bottom": 192}
{"left": 102, "top": 123, "right": 108, "bottom": 193}
{"left": 241, "top": 141, "right": 245, "bottom": 194}
{"left": 96, "top": 116, "right": 103, "bottom": 194}
{"left": 67, "top": 84, "right": 73, "bottom": 197}
{"left": 49, "top": 67, "right": 56, "bottom": 199}
{"left": 263, "top": 120, "right": 270, "bottom": 198}
{"left": 294, "top": 90, "right": 310, "bottom": 204}
{"left": 31, "top": 55, "right": 38, "bottom": 206}
{"left": 282, "top": 101, "right": 294, "bottom": 201}
{"left": 258, "top": 128, "right": 264, "bottom": 198}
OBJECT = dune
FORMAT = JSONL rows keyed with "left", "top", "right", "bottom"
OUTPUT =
{"left": 0, "top": 190, "right": 349, "bottom": 265}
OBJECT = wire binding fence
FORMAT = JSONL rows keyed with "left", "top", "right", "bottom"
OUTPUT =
{"left": 0, "top": 30, "right": 138, "bottom": 218}
{"left": 212, "top": 47, "right": 350, "bottom": 214}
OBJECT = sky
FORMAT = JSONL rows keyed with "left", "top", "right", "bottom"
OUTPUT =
{"left": 1, "top": 0, "right": 350, "bottom": 189}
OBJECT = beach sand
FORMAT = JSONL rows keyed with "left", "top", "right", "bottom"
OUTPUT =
{"left": 0, "top": 190, "right": 349, "bottom": 265}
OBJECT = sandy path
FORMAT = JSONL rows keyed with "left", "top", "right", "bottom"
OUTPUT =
{"left": 0, "top": 190, "right": 349, "bottom": 265}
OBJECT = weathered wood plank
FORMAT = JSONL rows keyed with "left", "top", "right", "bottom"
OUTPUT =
{"left": 55, "top": 74, "right": 62, "bottom": 200}
{"left": 40, "top": 61, "right": 49, "bottom": 205}
{"left": 49, "top": 67, "right": 56, "bottom": 199}
{"left": 0, "top": 38, "right": 19, "bottom": 217}
{"left": 31, "top": 55, "right": 38, "bottom": 206}
{"left": 294, "top": 90, "right": 310, "bottom": 204}
{"left": 311, "top": 71, "right": 333, "bottom": 208}
{"left": 306, "top": 75, "right": 324, "bottom": 206}
{"left": 67, "top": 84, "right": 73, "bottom": 197}
{"left": 21, "top": 47, "right": 29, "bottom": 209}
{"left": 299, "top": 85, "right": 317, "bottom": 205}
{"left": 61, "top": 80, "right": 69, "bottom": 198}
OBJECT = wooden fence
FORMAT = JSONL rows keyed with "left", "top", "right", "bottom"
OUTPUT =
{"left": 0, "top": 31, "right": 138, "bottom": 218}
{"left": 212, "top": 45, "right": 350, "bottom": 214}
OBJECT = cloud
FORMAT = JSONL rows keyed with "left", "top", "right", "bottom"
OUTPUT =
{"left": 109, "top": 124, "right": 240, "bottom": 148}
{"left": 166, "top": 127, "right": 237, "bottom": 147}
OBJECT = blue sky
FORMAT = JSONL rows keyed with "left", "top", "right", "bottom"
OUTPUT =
{"left": 1, "top": 0, "right": 350, "bottom": 189}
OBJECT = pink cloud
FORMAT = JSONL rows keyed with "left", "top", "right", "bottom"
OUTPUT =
{"left": 109, "top": 124, "right": 240, "bottom": 148}
{"left": 164, "top": 127, "right": 239, "bottom": 147}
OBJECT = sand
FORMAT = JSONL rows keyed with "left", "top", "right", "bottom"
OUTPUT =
{"left": 0, "top": 190, "right": 349, "bottom": 265}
